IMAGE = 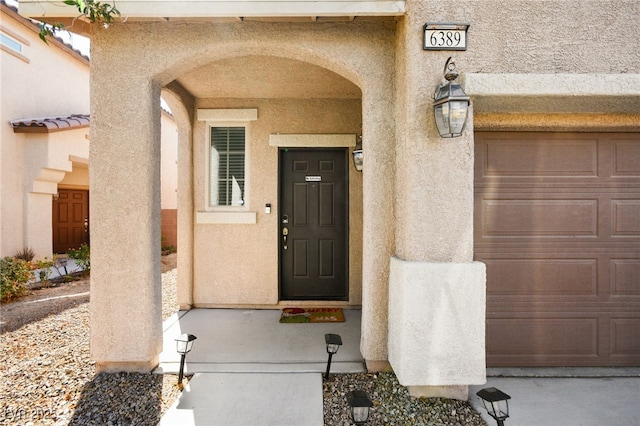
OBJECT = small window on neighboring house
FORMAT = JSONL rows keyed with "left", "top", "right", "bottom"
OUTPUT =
{"left": 1, "top": 32, "right": 23, "bottom": 53}
{"left": 209, "top": 126, "right": 246, "bottom": 207}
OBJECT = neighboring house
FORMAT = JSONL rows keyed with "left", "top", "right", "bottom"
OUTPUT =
{"left": 0, "top": 0, "right": 178, "bottom": 258}
{"left": 19, "top": 0, "right": 639, "bottom": 399}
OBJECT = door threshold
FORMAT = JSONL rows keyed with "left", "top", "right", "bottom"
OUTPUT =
{"left": 278, "top": 300, "right": 355, "bottom": 308}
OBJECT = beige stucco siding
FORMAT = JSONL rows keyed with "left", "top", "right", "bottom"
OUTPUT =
{"left": 1, "top": 6, "right": 89, "bottom": 258}
{"left": 192, "top": 98, "right": 363, "bottom": 306}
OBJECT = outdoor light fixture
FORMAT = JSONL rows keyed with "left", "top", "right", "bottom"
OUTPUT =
{"left": 324, "top": 333, "right": 342, "bottom": 379}
{"left": 476, "top": 387, "right": 511, "bottom": 426}
{"left": 347, "top": 390, "right": 373, "bottom": 425}
{"left": 433, "top": 56, "right": 470, "bottom": 138}
{"left": 352, "top": 135, "right": 363, "bottom": 172}
{"left": 175, "top": 333, "right": 197, "bottom": 385}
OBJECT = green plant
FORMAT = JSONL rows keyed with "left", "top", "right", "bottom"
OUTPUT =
{"left": 33, "top": 257, "right": 56, "bottom": 286}
{"left": 67, "top": 243, "right": 90, "bottom": 274}
{"left": 14, "top": 247, "right": 35, "bottom": 262}
{"left": 38, "top": 0, "right": 121, "bottom": 44}
{"left": 1, "top": 257, "right": 31, "bottom": 302}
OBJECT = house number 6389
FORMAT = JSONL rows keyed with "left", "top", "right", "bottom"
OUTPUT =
{"left": 430, "top": 31, "right": 462, "bottom": 47}
{"left": 423, "top": 23, "right": 469, "bottom": 51}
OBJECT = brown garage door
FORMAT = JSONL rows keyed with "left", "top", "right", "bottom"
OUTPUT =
{"left": 475, "top": 132, "right": 640, "bottom": 367}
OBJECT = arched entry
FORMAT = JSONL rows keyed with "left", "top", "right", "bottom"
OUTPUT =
{"left": 89, "top": 21, "right": 396, "bottom": 372}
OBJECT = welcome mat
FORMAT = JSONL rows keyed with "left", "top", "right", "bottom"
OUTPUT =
{"left": 279, "top": 307, "right": 345, "bottom": 323}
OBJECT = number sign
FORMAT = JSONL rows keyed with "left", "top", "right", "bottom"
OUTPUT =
{"left": 424, "top": 22, "right": 469, "bottom": 51}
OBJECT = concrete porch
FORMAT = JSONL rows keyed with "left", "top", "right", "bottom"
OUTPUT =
{"left": 156, "top": 308, "right": 365, "bottom": 374}
{"left": 156, "top": 308, "right": 364, "bottom": 425}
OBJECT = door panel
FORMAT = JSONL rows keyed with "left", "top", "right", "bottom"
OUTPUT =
{"left": 53, "top": 189, "right": 89, "bottom": 253}
{"left": 280, "top": 149, "right": 348, "bottom": 300}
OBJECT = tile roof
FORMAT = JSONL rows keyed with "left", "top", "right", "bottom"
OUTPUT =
{"left": 11, "top": 114, "right": 90, "bottom": 133}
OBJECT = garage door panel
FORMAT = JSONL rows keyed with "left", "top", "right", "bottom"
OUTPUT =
{"left": 612, "top": 140, "right": 640, "bottom": 176}
{"left": 484, "top": 259, "right": 597, "bottom": 296}
{"left": 476, "top": 132, "right": 640, "bottom": 367}
{"left": 610, "top": 318, "right": 640, "bottom": 356}
{"left": 479, "top": 137, "right": 598, "bottom": 178}
{"left": 611, "top": 259, "right": 640, "bottom": 296}
{"left": 487, "top": 318, "right": 598, "bottom": 356}
{"left": 611, "top": 200, "right": 640, "bottom": 237}
{"left": 480, "top": 199, "right": 598, "bottom": 238}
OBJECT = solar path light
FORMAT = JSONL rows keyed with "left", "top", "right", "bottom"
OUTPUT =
{"left": 476, "top": 387, "right": 511, "bottom": 426}
{"left": 175, "top": 333, "right": 197, "bottom": 386}
{"left": 347, "top": 390, "right": 373, "bottom": 425}
{"left": 324, "top": 333, "right": 342, "bottom": 379}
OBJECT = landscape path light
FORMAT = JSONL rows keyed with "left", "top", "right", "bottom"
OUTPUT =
{"left": 175, "top": 333, "right": 197, "bottom": 386}
{"left": 347, "top": 390, "right": 373, "bottom": 425}
{"left": 324, "top": 333, "right": 342, "bottom": 379}
{"left": 476, "top": 387, "right": 511, "bottom": 426}
{"left": 433, "top": 56, "right": 470, "bottom": 138}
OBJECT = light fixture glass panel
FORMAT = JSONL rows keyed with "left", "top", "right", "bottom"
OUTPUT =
{"left": 351, "top": 407, "right": 369, "bottom": 423}
{"left": 434, "top": 103, "right": 450, "bottom": 136}
{"left": 448, "top": 100, "right": 469, "bottom": 135}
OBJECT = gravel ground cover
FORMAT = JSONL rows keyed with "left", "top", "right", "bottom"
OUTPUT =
{"left": 1, "top": 253, "right": 486, "bottom": 425}
{"left": 323, "top": 373, "right": 486, "bottom": 426}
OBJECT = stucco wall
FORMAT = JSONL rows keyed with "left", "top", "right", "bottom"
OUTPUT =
{"left": 83, "top": 0, "right": 638, "bottom": 378}
{"left": 192, "top": 98, "right": 363, "bottom": 306}
{"left": 88, "top": 19, "right": 395, "bottom": 370}
{"left": 0, "top": 6, "right": 89, "bottom": 258}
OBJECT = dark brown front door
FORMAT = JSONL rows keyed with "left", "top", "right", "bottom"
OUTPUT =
{"left": 52, "top": 189, "right": 89, "bottom": 253}
{"left": 279, "top": 149, "right": 348, "bottom": 300}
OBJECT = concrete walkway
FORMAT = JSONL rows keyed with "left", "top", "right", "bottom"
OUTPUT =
{"left": 157, "top": 308, "right": 363, "bottom": 425}
{"left": 469, "top": 369, "right": 640, "bottom": 426}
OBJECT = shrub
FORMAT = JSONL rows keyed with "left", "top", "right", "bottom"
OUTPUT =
{"left": 33, "top": 257, "right": 55, "bottom": 286}
{"left": 67, "top": 243, "right": 90, "bottom": 274}
{"left": 1, "top": 257, "right": 31, "bottom": 302}
{"left": 14, "top": 247, "right": 35, "bottom": 262}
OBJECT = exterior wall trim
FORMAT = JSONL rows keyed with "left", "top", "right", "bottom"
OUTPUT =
{"left": 269, "top": 133, "right": 356, "bottom": 147}
{"left": 197, "top": 108, "right": 258, "bottom": 122}
{"left": 463, "top": 73, "right": 640, "bottom": 114}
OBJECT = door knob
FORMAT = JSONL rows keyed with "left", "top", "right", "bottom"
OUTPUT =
{"left": 282, "top": 227, "right": 288, "bottom": 250}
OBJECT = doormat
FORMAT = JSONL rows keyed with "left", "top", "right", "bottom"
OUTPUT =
{"left": 279, "top": 307, "right": 345, "bottom": 323}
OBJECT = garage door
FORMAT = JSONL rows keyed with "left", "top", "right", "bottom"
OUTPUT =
{"left": 475, "top": 132, "right": 640, "bottom": 367}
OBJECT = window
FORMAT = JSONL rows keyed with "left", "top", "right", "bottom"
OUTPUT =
{"left": 1, "top": 32, "right": 22, "bottom": 53}
{"left": 209, "top": 126, "right": 246, "bottom": 207}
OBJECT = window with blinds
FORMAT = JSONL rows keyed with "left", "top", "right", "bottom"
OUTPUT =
{"left": 210, "top": 127, "right": 246, "bottom": 207}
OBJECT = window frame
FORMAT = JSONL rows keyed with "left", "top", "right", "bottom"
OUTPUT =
{"left": 0, "top": 26, "right": 30, "bottom": 63}
{"left": 206, "top": 121, "right": 250, "bottom": 211}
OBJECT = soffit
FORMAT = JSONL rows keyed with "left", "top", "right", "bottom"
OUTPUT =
{"left": 176, "top": 55, "right": 361, "bottom": 99}
{"left": 18, "top": 0, "right": 405, "bottom": 20}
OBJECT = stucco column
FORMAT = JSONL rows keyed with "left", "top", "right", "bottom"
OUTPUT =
{"left": 162, "top": 84, "right": 195, "bottom": 310}
{"left": 360, "top": 85, "right": 396, "bottom": 370}
{"left": 387, "top": 17, "right": 486, "bottom": 400}
{"left": 89, "top": 36, "right": 163, "bottom": 372}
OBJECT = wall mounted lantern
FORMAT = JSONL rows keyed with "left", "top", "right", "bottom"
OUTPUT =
{"left": 476, "top": 387, "right": 511, "bottom": 426}
{"left": 324, "top": 333, "right": 342, "bottom": 379}
{"left": 347, "top": 390, "right": 373, "bottom": 425}
{"left": 433, "top": 56, "right": 470, "bottom": 138}
{"left": 352, "top": 135, "right": 363, "bottom": 172}
{"left": 175, "top": 333, "right": 197, "bottom": 386}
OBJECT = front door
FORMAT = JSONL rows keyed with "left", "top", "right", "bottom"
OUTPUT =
{"left": 279, "top": 149, "right": 348, "bottom": 300}
{"left": 52, "top": 189, "right": 89, "bottom": 253}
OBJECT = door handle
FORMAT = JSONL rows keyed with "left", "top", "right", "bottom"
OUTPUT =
{"left": 84, "top": 217, "right": 89, "bottom": 233}
{"left": 282, "top": 227, "right": 289, "bottom": 250}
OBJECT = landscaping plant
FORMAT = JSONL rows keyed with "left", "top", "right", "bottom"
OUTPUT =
{"left": 67, "top": 243, "right": 90, "bottom": 274}
{"left": 0, "top": 257, "right": 31, "bottom": 302}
